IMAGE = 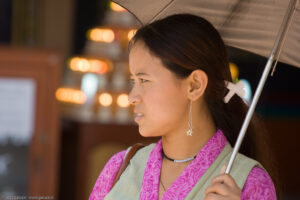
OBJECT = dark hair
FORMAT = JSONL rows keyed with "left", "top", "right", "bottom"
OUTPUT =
{"left": 130, "top": 14, "right": 279, "bottom": 195}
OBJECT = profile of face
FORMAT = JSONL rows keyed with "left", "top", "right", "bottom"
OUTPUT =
{"left": 128, "top": 41, "right": 190, "bottom": 137}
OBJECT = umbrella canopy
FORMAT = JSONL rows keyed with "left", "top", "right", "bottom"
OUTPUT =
{"left": 112, "top": 0, "right": 300, "bottom": 69}
{"left": 112, "top": 0, "right": 299, "bottom": 174}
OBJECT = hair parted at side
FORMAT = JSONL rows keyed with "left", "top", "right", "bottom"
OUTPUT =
{"left": 129, "top": 13, "right": 279, "bottom": 195}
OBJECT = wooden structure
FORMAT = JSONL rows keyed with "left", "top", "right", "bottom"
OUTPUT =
{"left": 0, "top": 46, "right": 62, "bottom": 198}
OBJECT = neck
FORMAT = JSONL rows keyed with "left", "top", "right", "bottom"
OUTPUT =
{"left": 161, "top": 102, "right": 216, "bottom": 160}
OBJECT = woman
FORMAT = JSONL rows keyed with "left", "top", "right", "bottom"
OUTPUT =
{"left": 89, "top": 14, "right": 277, "bottom": 200}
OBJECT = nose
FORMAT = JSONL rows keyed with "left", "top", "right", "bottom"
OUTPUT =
{"left": 128, "top": 88, "right": 141, "bottom": 105}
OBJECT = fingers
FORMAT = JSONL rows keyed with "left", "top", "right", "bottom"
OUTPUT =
{"left": 220, "top": 164, "right": 226, "bottom": 174}
{"left": 204, "top": 164, "right": 241, "bottom": 200}
{"left": 205, "top": 181, "right": 230, "bottom": 196}
{"left": 210, "top": 165, "right": 240, "bottom": 189}
{"left": 211, "top": 174, "right": 239, "bottom": 188}
{"left": 204, "top": 193, "right": 225, "bottom": 200}
{"left": 205, "top": 181, "right": 241, "bottom": 200}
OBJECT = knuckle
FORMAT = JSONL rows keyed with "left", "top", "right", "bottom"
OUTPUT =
{"left": 204, "top": 193, "right": 214, "bottom": 200}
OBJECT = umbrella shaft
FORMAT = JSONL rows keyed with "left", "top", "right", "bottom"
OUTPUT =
{"left": 226, "top": 55, "right": 273, "bottom": 174}
{"left": 225, "top": 0, "right": 298, "bottom": 174}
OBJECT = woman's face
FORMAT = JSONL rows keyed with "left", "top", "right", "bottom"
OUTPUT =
{"left": 128, "top": 41, "right": 189, "bottom": 137}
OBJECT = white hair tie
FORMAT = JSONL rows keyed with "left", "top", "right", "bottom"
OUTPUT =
{"left": 224, "top": 80, "right": 246, "bottom": 103}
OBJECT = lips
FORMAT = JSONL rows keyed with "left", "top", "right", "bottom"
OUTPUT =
{"left": 134, "top": 111, "right": 144, "bottom": 122}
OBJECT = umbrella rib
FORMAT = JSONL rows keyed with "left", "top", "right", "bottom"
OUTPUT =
{"left": 271, "top": 4, "right": 297, "bottom": 76}
{"left": 111, "top": 0, "right": 143, "bottom": 25}
{"left": 220, "top": 0, "right": 245, "bottom": 30}
{"left": 149, "top": 0, "right": 176, "bottom": 24}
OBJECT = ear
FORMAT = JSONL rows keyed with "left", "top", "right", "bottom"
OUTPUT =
{"left": 187, "top": 70, "right": 208, "bottom": 101}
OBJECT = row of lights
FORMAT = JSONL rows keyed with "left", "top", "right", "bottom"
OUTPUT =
{"left": 68, "top": 57, "right": 111, "bottom": 74}
{"left": 56, "top": 88, "right": 86, "bottom": 104}
{"left": 99, "top": 93, "right": 129, "bottom": 107}
{"left": 56, "top": 88, "right": 130, "bottom": 107}
{"left": 87, "top": 28, "right": 136, "bottom": 43}
{"left": 86, "top": 2, "right": 136, "bottom": 43}
{"left": 88, "top": 28, "right": 115, "bottom": 43}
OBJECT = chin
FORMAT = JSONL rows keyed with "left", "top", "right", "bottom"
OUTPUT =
{"left": 138, "top": 126, "right": 161, "bottom": 138}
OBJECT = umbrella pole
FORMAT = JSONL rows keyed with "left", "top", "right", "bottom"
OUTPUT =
{"left": 225, "top": 0, "right": 298, "bottom": 174}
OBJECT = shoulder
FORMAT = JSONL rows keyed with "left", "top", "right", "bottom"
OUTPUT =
{"left": 89, "top": 150, "right": 126, "bottom": 200}
{"left": 241, "top": 166, "right": 277, "bottom": 200}
{"left": 89, "top": 142, "right": 157, "bottom": 200}
{"left": 132, "top": 143, "right": 156, "bottom": 158}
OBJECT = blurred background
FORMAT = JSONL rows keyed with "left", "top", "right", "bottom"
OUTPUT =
{"left": 0, "top": 0, "right": 299, "bottom": 200}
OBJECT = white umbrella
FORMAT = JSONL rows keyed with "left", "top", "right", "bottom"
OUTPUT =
{"left": 112, "top": 0, "right": 299, "bottom": 174}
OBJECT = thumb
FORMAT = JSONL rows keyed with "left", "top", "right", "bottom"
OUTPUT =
{"left": 220, "top": 164, "right": 227, "bottom": 174}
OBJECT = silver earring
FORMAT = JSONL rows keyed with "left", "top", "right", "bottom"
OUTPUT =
{"left": 186, "top": 100, "right": 193, "bottom": 136}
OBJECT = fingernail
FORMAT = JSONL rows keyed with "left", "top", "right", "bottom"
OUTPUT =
{"left": 220, "top": 164, "right": 226, "bottom": 174}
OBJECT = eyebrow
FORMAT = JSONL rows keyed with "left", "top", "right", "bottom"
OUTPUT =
{"left": 130, "top": 72, "right": 149, "bottom": 77}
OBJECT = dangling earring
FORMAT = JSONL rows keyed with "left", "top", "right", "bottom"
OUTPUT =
{"left": 186, "top": 100, "right": 193, "bottom": 136}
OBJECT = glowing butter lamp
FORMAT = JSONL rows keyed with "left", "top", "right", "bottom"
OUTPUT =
{"left": 229, "top": 62, "right": 239, "bottom": 83}
{"left": 127, "top": 29, "right": 137, "bottom": 41}
{"left": 88, "top": 28, "right": 115, "bottom": 43}
{"left": 69, "top": 57, "right": 89, "bottom": 72}
{"left": 56, "top": 88, "right": 86, "bottom": 104}
{"left": 69, "top": 57, "right": 81, "bottom": 71}
{"left": 89, "top": 59, "right": 109, "bottom": 74}
{"left": 110, "top": 2, "right": 126, "bottom": 12}
{"left": 77, "top": 58, "right": 90, "bottom": 72}
{"left": 98, "top": 93, "right": 113, "bottom": 107}
{"left": 117, "top": 94, "right": 130, "bottom": 107}
{"left": 69, "top": 57, "right": 109, "bottom": 74}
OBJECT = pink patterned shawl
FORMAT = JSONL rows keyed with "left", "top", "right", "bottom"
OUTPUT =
{"left": 89, "top": 130, "right": 276, "bottom": 200}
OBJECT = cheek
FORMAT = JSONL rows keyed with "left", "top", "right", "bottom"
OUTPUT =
{"left": 140, "top": 85, "right": 187, "bottom": 136}
{"left": 146, "top": 86, "right": 183, "bottom": 117}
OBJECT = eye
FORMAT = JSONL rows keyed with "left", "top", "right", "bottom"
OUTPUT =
{"left": 140, "top": 78, "right": 148, "bottom": 83}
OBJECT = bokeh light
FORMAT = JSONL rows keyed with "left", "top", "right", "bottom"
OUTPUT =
{"left": 117, "top": 94, "right": 130, "bottom": 107}
{"left": 127, "top": 29, "right": 137, "bottom": 41}
{"left": 98, "top": 93, "right": 113, "bottom": 107}
{"left": 81, "top": 74, "right": 99, "bottom": 100}
{"left": 69, "top": 57, "right": 109, "bottom": 74}
{"left": 56, "top": 88, "right": 86, "bottom": 104}
{"left": 110, "top": 2, "right": 126, "bottom": 12}
{"left": 240, "top": 79, "right": 252, "bottom": 103}
{"left": 88, "top": 28, "right": 115, "bottom": 43}
{"left": 229, "top": 62, "right": 239, "bottom": 82}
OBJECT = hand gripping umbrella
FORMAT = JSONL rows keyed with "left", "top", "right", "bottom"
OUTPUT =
{"left": 112, "top": 0, "right": 300, "bottom": 174}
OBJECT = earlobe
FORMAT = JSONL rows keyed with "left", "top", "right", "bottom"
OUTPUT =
{"left": 187, "top": 70, "right": 208, "bottom": 101}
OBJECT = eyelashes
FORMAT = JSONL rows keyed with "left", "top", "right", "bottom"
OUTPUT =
{"left": 140, "top": 79, "right": 149, "bottom": 83}
{"left": 129, "top": 78, "right": 149, "bottom": 86}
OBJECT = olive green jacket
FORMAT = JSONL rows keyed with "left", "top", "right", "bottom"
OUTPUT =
{"left": 105, "top": 143, "right": 261, "bottom": 199}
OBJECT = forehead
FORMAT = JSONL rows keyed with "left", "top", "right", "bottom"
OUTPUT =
{"left": 128, "top": 41, "right": 185, "bottom": 89}
{"left": 129, "top": 41, "right": 163, "bottom": 75}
